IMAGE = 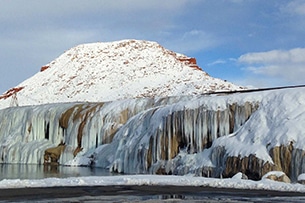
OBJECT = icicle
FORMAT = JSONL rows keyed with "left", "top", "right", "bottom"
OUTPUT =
{"left": 0, "top": 94, "right": 263, "bottom": 177}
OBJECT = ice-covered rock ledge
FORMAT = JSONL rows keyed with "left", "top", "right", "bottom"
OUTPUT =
{"left": 1, "top": 87, "right": 305, "bottom": 181}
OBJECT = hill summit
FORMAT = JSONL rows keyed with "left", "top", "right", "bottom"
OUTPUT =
{"left": 0, "top": 39, "right": 243, "bottom": 109}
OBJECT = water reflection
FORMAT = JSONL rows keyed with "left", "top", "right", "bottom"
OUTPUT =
{"left": 0, "top": 164, "right": 113, "bottom": 180}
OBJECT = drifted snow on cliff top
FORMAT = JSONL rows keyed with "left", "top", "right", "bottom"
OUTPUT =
{"left": 0, "top": 39, "right": 242, "bottom": 109}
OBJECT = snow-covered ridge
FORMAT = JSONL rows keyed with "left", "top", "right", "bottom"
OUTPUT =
{"left": 0, "top": 39, "right": 242, "bottom": 109}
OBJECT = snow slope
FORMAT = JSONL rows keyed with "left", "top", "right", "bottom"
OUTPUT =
{"left": 0, "top": 39, "right": 242, "bottom": 109}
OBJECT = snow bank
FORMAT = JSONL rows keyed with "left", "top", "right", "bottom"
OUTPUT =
{"left": 298, "top": 174, "right": 305, "bottom": 182}
{"left": 0, "top": 174, "right": 304, "bottom": 193}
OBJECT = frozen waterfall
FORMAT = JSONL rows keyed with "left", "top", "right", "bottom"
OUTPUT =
{"left": 1, "top": 89, "right": 305, "bottom": 181}
{"left": 0, "top": 94, "right": 258, "bottom": 174}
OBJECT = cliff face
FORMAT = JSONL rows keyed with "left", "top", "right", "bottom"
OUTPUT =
{"left": 1, "top": 87, "right": 305, "bottom": 181}
{"left": 215, "top": 143, "right": 304, "bottom": 182}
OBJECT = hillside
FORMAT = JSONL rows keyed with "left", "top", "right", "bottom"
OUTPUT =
{"left": 0, "top": 39, "right": 243, "bottom": 109}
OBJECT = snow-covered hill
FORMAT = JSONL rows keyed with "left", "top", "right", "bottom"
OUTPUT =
{"left": 0, "top": 39, "right": 242, "bottom": 109}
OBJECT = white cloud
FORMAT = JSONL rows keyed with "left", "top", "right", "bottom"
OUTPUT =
{"left": 207, "top": 59, "right": 227, "bottom": 66}
{"left": 0, "top": 0, "right": 191, "bottom": 22}
{"left": 239, "top": 48, "right": 305, "bottom": 64}
{"left": 0, "top": 27, "right": 99, "bottom": 61}
{"left": 161, "top": 30, "right": 221, "bottom": 54}
{"left": 282, "top": 0, "right": 305, "bottom": 16}
{"left": 228, "top": 0, "right": 246, "bottom": 3}
{"left": 238, "top": 48, "right": 305, "bottom": 84}
{"left": 101, "top": 0, "right": 191, "bottom": 11}
{"left": 2, "top": 0, "right": 305, "bottom": 92}
{"left": 0, "top": 0, "right": 208, "bottom": 94}
{"left": 0, "top": 1, "right": 201, "bottom": 54}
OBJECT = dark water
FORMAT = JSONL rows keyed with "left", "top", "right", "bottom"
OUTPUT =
{"left": 1, "top": 185, "right": 305, "bottom": 203}
{"left": 1, "top": 164, "right": 305, "bottom": 203}
{"left": 0, "top": 163, "right": 112, "bottom": 180}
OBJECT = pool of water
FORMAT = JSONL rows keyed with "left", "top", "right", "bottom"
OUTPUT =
{"left": 1, "top": 164, "right": 305, "bottom": 202}
{"left": 0, "top": 163, "right": 113, "bottom": 180}
{"left": 1, "top": 185, "right": 305, "bottom": 203}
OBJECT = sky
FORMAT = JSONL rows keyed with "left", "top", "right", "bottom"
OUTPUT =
{"left": 1, "top": 0, "right": 305, "bottom": 94}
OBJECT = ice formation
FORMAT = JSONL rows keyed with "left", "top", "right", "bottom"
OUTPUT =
{"left": 1, "top": 87, "right": 305, "bottom": 181}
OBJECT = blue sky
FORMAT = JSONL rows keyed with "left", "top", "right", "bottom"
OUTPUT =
{"left": 1, "top": 0, "right": 305, "bottom": 94}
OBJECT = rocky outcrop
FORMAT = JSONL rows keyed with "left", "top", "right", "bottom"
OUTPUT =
{"left": 177, "top": 57, "right": 201, "bottom": 71}
{"left": 40, "top": 65, "right": 50, "bottom": 72}
{"left": 269, "top": 142, "right": 293, "bottom": 178}
{"left": 263, "top": 171, "right": 291, "bottom": 183}
{"left": 44, "top": 142, "right": 66, "bottom": 165}
{"left": 223, "top": 155, "right": 274, "bottom": 180}
{"left": 211, "top": 142, "right": 305, "bottom": 181}
{"left": 0, "top": 87, "right": 24, "bottom": 100}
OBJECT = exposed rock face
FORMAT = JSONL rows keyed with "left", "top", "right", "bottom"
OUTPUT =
{"left": 263, "top": 171, "right": 291, "bottom": 183}
{"left": 224, "top": 155, "right": 273, "bottom": 180}
{"left": 212, "top": 142, "right": 305, "bottom": 181}
{"left": 40, "top": 65, "right": 50, "bottom": 72}
{"left": 44, "top": 142, "right": 66, "bottom": 165}
{"left": 176, "top": 57, "right": 201, "bottom": 71}
{"left": 269, "top": 142, "right": 294, "bottom": 178}
{"left": 0, "top": 87, "right": 24, "bottom": 100}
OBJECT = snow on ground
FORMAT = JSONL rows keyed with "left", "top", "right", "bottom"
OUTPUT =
{"left": 1, "top": 174, "right": 305, "bottom": 193}
{"left": 298, "top": 174, "right": 305, "bottom": 182}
